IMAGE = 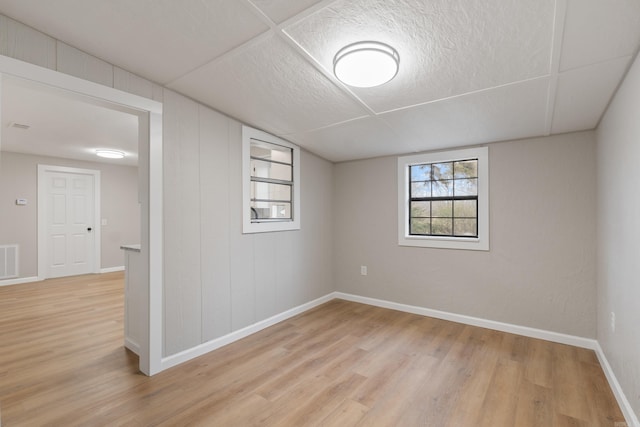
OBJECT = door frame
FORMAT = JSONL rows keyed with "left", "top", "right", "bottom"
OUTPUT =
{"left": 37, "top": 165, "right": 101, "bottom": 280}
{"left": 0, "top": 55, "right": 163, "bottom": 375}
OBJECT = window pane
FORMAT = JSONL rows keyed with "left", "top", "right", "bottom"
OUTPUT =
{"left": 410, "top": 218, "right": 430, "bottom": 235}
{"left": 411, "top": 201, "right": 430, "bottom": 217}
{"left": 431, "top": 218, "right": 452, "bottom": 235}
{"left": 432, "top": 180, "right": 453, "bottom": 197}
{"left": 251, "top": 201, "right": 291, "bottom": 220}
{"left": 454, "top": 178, "right": 477, "bottom": 196}
{"left": 454, "top": 219, "right": 477, "bottom": 236}
{"left": 453, "top": 200, "right": 477, "bottom": 218}
{"left": 432, "top": 162, "right": 453, "bottom": 180}
{"left": 250, "top": 139, "right": 292, "bottom": 164}
{"left": 411, "top": 181, "right": 431, "bottom": 197}
{"left": 432, "top": 200, "right": 452, "bottom": 217}
{"left": 251, "top": 158, "right": 292, "bottom": 181}
{"left": 251, "top": 181, "right": 291, "bottom": 201}
{"left": 454, "top": 160, "right": 477, "bottom": 178}
{"left": 410, "top": 164, "right": 431, "bottom": 181}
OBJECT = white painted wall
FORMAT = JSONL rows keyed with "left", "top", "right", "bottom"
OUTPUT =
{"left": 333, "top": 132, "right": 597, "bottom": 338}
{"left": 596, "top": 52, "right": 640, "bottom": 420}
{"left": 0, "top": 13, "right": 334, "bottom": 358}
{"left": 0, "top": 152, "right": 139, "bottom": 277}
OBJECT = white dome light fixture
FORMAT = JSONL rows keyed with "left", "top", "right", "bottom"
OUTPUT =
{"left": 333, "top": 41, "right": 400, "bottom": 88}
{"left": 96, "top": 149, "right": 125, "bottom": 159}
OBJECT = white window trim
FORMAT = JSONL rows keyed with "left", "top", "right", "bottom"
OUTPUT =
{"left": 242, "top": 125, "right": 301, "bottom": 233}
{"left": 397, "top": 146, "right": 489, "bottom": 251}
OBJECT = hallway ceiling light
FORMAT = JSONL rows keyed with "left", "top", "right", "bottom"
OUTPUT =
{"left": 333, "top": 41, "right": 400, "bottom": 88}
{"left": 96, "top": 149, "right": 125, "bottom": 159}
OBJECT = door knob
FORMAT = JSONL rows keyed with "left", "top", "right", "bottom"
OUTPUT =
{"left": 87, "top": 227, "right": 92, "bottom": 232}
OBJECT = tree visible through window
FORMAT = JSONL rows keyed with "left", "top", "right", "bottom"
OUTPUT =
{"left": 409, "top": 159, "right": 478, "bottom": 237}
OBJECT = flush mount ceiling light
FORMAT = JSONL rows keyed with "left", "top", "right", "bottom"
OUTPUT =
{"left": 333, "top": 41, "right": 400, "bottom": 88}
{"left": 96, "top": 149, "right": 125, "bottom": 159}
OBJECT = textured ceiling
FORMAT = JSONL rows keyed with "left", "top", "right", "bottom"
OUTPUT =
{"left": 1, "top": 77, "right": 139, "bottom": 166}
{"left": 0, "top": 0, "right": 639, "bottom": 162}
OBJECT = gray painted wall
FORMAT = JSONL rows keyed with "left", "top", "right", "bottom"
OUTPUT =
{"left": 333, "top": 131, "right": 597, "bottom": 338}
{"left": 161, "top": 90, "right": 333, "bottom": 355}
{"left": 0, "top": 14, "right": 334, "bottom": 358}
{"left": 0, "top": 152, "right": 139, "bottom": 277}
{"left": 597, "top": 52, "right": 640, "bottom": 419}
{"left": 3, "top": 14, "right": 639, "bottom": 416}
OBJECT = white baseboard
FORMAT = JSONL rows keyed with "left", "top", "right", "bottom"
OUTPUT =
{"left": 0, "top": 276, "right": 40, "bottom": 287}
{"left": 158, "top": 290, "right": 638, "bottom": 426}
{"left": 125, "top": 338, "right": 141, "bottom": 356}
{"left": 336, "top": 292, "right": 639, "bottom": 426}
{"left": 160, "top": 292, "right": 336, "bottom": 371}
{"left": 594, "top": 342, "right": 640, "bottom": 427}
{"left": 335, "top": 292, "right": 598, "bottom": 349}
{"left": 100, "top": 266, "right": 125, "bottom": 273}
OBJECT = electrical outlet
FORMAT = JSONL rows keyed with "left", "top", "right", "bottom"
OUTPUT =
{"left": 610, "top": 312, "right": 616, "bottom": 333}
{"left": 360, "top": 266, "right": 367, "bottom": 276}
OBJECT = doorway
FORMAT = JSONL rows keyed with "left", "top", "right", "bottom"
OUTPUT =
{"left": 37, "top": 165, "right": 101, "bottom": 279}
{"left": 0, "top": 55, "right": 163, "bottom": 375}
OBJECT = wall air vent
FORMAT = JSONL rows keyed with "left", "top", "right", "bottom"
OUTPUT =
{"left": 0, "top": 244, "right": 19, "bottom": 280}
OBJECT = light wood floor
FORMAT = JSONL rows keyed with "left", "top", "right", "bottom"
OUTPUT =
{"left": 0, "top": 272, "right": 625, "bottom": 426}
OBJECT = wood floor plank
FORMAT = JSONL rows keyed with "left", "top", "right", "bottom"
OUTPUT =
{"left": 0, "top": 273, "right": 626, "bottom": 426}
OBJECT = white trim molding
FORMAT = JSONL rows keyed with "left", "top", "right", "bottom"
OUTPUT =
{"left": 242, "top": 125, "right": 301, "bottom": 234}
{"left": 100, "top": 266, "right": 125, "bottom": 273}
{"left": 0, "top": 276, "right": 40, "bottom": 287}
{"left": 594, "top": 342, "right": 640, "bottom": 427}
{"left": 1, "top": 54, "right": 164, "bottom": 377}
{"left": 335, "top": 292, "right": 597, "bottom": 349}
{"left": 156, "top": 288, "right": 638, "bottom": 427}
{"left": 397, "top": 146, "right": 489, "bottom": 251}
{"left": 160, "top": 292, "right": 335, "bottom": 371}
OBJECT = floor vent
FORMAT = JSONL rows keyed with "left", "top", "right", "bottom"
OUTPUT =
{"left": 0, "top": 245, "right": 19, "bottom": 280}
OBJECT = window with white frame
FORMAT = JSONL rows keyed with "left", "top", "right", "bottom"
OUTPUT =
{"left": 242, "top": 126, "right": 300, "bottom": 233}
{"left": 398, "top": 147, "right": 489, "bottom": 250}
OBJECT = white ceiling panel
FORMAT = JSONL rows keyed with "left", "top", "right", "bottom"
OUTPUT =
{"left": 560, "top": 0, "right": 640, "bottom": 72}
{"left": 0, "top": 0, "right": 269, "bottom": 84}
{"left": 552, "top": 57, "right": 631, "bottom": 134}
{"left": 169, "top": 34, "right": 368, "bottom": 136}
{"left": 1, "top": 1, "right": 640, "bottom": 162}
{"left": 380, "top": 78, "right": 551, "bottom": 154}
{"left": 1, "top": 77, "right": 139, "bottom": 166}
{"left": 283, "top": 117, "right": 401, "bottom": 162}
{"left": 285, "top": 0, "right": 555, "bottom": 113}
{"left": 249, "top": 0, "right": 327, "bottom": 24}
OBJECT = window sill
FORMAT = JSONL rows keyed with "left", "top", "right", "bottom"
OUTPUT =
{"left": 398, "top": 235, "right": 489, "bottom": 251}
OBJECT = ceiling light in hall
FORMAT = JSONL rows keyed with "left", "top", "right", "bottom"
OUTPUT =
{"left": 333, "top": 41, "right": 400, "bottom": 88}
{"left": 96, "top": 149, "right": 125, "bottom": 159}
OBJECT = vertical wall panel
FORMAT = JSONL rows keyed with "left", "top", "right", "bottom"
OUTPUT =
{"left": 228, "top": 121, "right": 256, "bottom": 330}
{"left": 114, "top": 67, "right": 155, "bottom": 100}
{"left": 297, "top": 150, "right": 334, "bottom": 302}
{"left": 56, "top": 42, "right": 114, "bottom": 87}
{"left": 0, "top": 15, "right": 56, "bottom": 69}
{"left": 113, "top": 67, "right": 164, "bottom": 103}
{"left": 1, "top": 12, "right": 335, "bottom": 365}
{"left": 199, "top": 105, "right": 232, "bottom": 342}
{"left": 163, "top": 90, "right": 202, "bottom": 356}
{"left": 254, "top": 233, "right": 279, "bottom": 320}
{"left": 275, "top": 232, "right": 295, "bottom": 312}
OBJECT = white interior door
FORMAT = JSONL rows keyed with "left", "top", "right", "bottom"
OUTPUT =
{"left": 39, "top": 166, "right": 100, "bottom": 279}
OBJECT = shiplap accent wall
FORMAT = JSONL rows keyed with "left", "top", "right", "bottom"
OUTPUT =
{"left": 0, "top": 14, "right": 334, "bottom": 358}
